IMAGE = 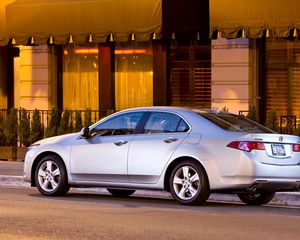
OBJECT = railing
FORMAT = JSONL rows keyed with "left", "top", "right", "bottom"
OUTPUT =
{"left": 237, "top": 111, "right": 298, "bottom": 135}
{"left": 0, "top": 109, "right": 115, "bottom": 146}
{"left": 280, "top": 115, "right": 297, "bottom": 134}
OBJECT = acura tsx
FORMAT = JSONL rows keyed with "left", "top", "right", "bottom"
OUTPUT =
{"left": 24, "top": 107, "right": 300, "bottom": 205}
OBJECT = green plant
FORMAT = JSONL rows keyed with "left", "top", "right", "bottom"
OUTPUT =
{"left": 294, "top": 127, "right": 300, "bottom": 136}
{"left": 0, "top": 113, "right": 6, "bottom": 146}
{"left": 30, "top": 109, "right": 44, "bottom": 143}
{"left": 4, "top": 108, "right": 18, "bottom": 146}
{"left": 247, "top": 105, "right": 258, "bottom": 122}
{"left": 265, "top": 109, "right": 279, "bottom": 132}
{"left": 46, "top": 108, "right": 59, "bottom": 137}
{"left": 84, "top": 108, "right": 92, "bottom": 127}
{"left": 74, "top": 111, "right": 83, "bottom": 132}
{"left": 58, "top": 110, "right": 72, "bottom": 135}
{"left": 19, "top": 108, "right": 30, "bottom": 147}
{"left": 221, "top": 106, "right": 229, "bottom": 112}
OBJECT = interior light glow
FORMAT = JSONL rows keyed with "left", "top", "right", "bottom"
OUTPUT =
{"left": 75, "top": 49, "right": 98, "bottom": 54}
{"left": 64, "top": 48, "right": 152, "bottom": 56}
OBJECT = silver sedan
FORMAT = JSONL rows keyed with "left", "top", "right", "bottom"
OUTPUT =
{"left": 24, "top": 107, "right": 300, "bottom": 205}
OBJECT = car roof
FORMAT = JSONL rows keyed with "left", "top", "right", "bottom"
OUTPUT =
{"left": 117, "top": 106, "right": 223, "bottom": 115}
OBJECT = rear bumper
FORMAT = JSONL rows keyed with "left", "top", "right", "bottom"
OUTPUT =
{"left": 212, "top": 161, "right": 300, "bottom": 192}
{"left": 249, "top": 161, "right": 300, "bottom": 191}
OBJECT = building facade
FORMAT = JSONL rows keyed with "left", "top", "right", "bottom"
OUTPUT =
{"left": 1, "top": 0, "right": 300, "bottom": 127}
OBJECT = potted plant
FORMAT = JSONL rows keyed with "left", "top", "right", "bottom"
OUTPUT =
{"left": 0, "top": 108, "right": 18, "bottom": 161}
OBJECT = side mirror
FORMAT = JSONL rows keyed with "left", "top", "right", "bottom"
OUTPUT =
{"left": 80, "top": 127, "right": 90, "bottom": 138}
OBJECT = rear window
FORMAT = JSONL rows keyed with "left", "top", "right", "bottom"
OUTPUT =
{"left": 199, "top": 113, "right": 274, "bottom": 133}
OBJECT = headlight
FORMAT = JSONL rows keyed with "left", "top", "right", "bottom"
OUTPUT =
{"left": 28, "top": 144, "right": 40, "bottom": 151}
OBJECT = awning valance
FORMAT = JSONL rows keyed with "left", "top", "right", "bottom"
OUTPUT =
{"left": 2, "top": 0, "right": 162, "bottom": 45}
{"left": 210, "top": 0, "right": 300, "bottom": 38}
{"left": 2, "top": 0, "right": 300, "bottom": 46}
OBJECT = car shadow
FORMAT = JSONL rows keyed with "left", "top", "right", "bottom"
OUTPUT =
{"left": 29, "top": 189, "right": 250, "bottom": 212}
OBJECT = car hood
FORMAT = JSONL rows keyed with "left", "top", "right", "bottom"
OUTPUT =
{"left": 33, "top": 132, "right": 80, "bottom": 146}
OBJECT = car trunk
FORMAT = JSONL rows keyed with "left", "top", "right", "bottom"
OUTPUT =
{"left": 249, "top": 134, "right": 300, "bottom": 166}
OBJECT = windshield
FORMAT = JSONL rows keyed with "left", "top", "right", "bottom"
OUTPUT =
{"left": 199, "top": 112, "right": 274, "bottom": 133}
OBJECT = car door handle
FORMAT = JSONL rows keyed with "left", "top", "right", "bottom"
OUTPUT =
{"left": 162, "top": 137, "right": 178, "bottom": 143}
{"left": 114, "top": 140, "right": 128, "bottom": 146}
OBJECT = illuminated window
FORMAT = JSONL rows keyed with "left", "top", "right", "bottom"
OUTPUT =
{"left": 114, "top": 42, "right": 153, "bottom": 110}
{"left": 63, "top": 45, "right": 99, "bottom": 110}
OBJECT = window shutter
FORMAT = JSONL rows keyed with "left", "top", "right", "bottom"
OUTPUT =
{"left": 266, "top": 39, "right": 300, "bottom": 119}
{"left": 168, "top": 44, "right": 211, "bottom": 108}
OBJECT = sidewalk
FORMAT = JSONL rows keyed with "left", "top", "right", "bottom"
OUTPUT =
{"left": 1, "top": 160, "right": 300, "bottom": 207}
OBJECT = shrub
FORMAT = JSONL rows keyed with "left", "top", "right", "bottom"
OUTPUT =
{"left": 74, "top": 111, "right": 83, "bottom": 132}
{"left": 46, "top": 108, "right": 59, "bottom": 137}
{"left": 19, "top": 108, "right": 30, "bottom": 147}
{"left": 30, "top": 109, "right": 44, "bottom": 143}
{"left": 265, "top": 109, "right": 279, "bottom": 132}
{"left": 58, "top": 110, "right": 72, "bottom": 135}
{"left": 247, "top": 105, "right": 258, "bottom": 122}
{"left": 4, "top": 108, "right": 18, "bottom": 146}
{"left": 0, "top": 113, "right": 6, "bottom": 146}
{"left": 84, "top": 108, "right": 92, "bottom": 127}
{"left": 221, "top": 106, "right": 229, "bottom": 112}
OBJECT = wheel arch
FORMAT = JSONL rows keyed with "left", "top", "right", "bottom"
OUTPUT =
{"left": 163, "top": 156, "right": 210, "bottom": 192}
{"left": 31, "top": 151, "right": 67, "bottom": 187}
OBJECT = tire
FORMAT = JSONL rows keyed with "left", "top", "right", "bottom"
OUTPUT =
{"left": 238, "top": 192, "right": 275, "bottom": 205}
{"left": 169, "top": 160, "right": 210, "bottom": 205}
{"left": 107, "top": 188, "right": 136, "bottom": 197}
{"left": 35, "top": 155, "right": 70, "bottom": 196}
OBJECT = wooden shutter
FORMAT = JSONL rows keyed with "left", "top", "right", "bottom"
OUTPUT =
{"left": 168, "top": 44, "right": 211, "bottom": 108}
{"left": 266, "top": 39, "right": 300, "bottom": 119}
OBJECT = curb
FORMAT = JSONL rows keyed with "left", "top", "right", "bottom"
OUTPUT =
{"left": 1, "top": 175, "right": 299, "bottom": 207}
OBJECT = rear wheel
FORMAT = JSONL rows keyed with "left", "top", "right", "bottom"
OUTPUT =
{"left": 107, "top": 189, "right": 136, "bottom": 197}
{"left": 238, "top": 192, "right": 275, "bottom": 205}
{"left": 169, "top": 160, "right": 210, "bottom": 205}
{"left": 35, "top": 155, "right": 70, "bottom": 196}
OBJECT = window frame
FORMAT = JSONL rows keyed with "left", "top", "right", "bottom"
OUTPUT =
{"left": 142, "top": 111, "right": 191, "bottom": 134}
{"left": 90, "top": 111, "right": 147, "bottom": 137}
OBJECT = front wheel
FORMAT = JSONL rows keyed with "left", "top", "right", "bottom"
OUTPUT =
{"left": 169, "top": 160, "right": 210, "bottom": 205}
{"left": 107, "top": 189, "right": 136, "bottom": 197}
{"left": 35, "top": 155, "right": 70, "bottom": 196}
{"left": 238, "top": 192, "right": 275, "bottom": 205}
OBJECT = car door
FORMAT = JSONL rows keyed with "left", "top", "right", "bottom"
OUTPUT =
{"left": 128, "top": 111, "right": 190, "bottom": 184}
{"left": 70, "top": 111, "right": 145, "bottom": 183}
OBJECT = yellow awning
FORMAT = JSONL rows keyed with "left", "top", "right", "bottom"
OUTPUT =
{"left": 2, "top": 0, "right": 300, "bottom": 46}
{"left": 2, "top": 0, "right": 162, "bottom": 45}
{"left": 210, "top": 0, "right": 300, "bottom": 38}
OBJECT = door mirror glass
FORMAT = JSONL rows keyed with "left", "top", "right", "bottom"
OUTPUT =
{"left": 80, "top": 127, "right": 90, "bottom": 138}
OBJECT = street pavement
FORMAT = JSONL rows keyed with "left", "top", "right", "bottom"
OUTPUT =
{"left": 0, "top": 160, "right": 300, "bottom": 207}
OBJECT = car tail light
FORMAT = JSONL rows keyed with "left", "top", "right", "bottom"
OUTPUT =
{"left": 293, "top": 144, "right": 300, "bottom": 152}
{"left": 227, "top": 141, "right": 265, "bottom": 152}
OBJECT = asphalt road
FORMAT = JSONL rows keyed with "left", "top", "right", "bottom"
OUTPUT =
{"left": 1, "top": 187, "right": 300, "bottom": 240}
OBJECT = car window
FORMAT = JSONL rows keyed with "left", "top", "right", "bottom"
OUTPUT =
{"left": 199, "top": 112, "right": 274, "bottom": 133}
{"left": 91, "top": 112, "right": 144, "bottom": 136}
{"left": 144, "top": 112, "right": 189, "bottom": 134}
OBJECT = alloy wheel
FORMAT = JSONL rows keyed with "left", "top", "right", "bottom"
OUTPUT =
{"left": 37, "top": 160, "right": 61, "bottom": 192}
{"left": 173, "top": 166, "right": 200, "bottom": 200}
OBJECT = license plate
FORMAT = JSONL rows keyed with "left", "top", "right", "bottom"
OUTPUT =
{"left": 271, "top": 144, "right": 286, "bottom": 156}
